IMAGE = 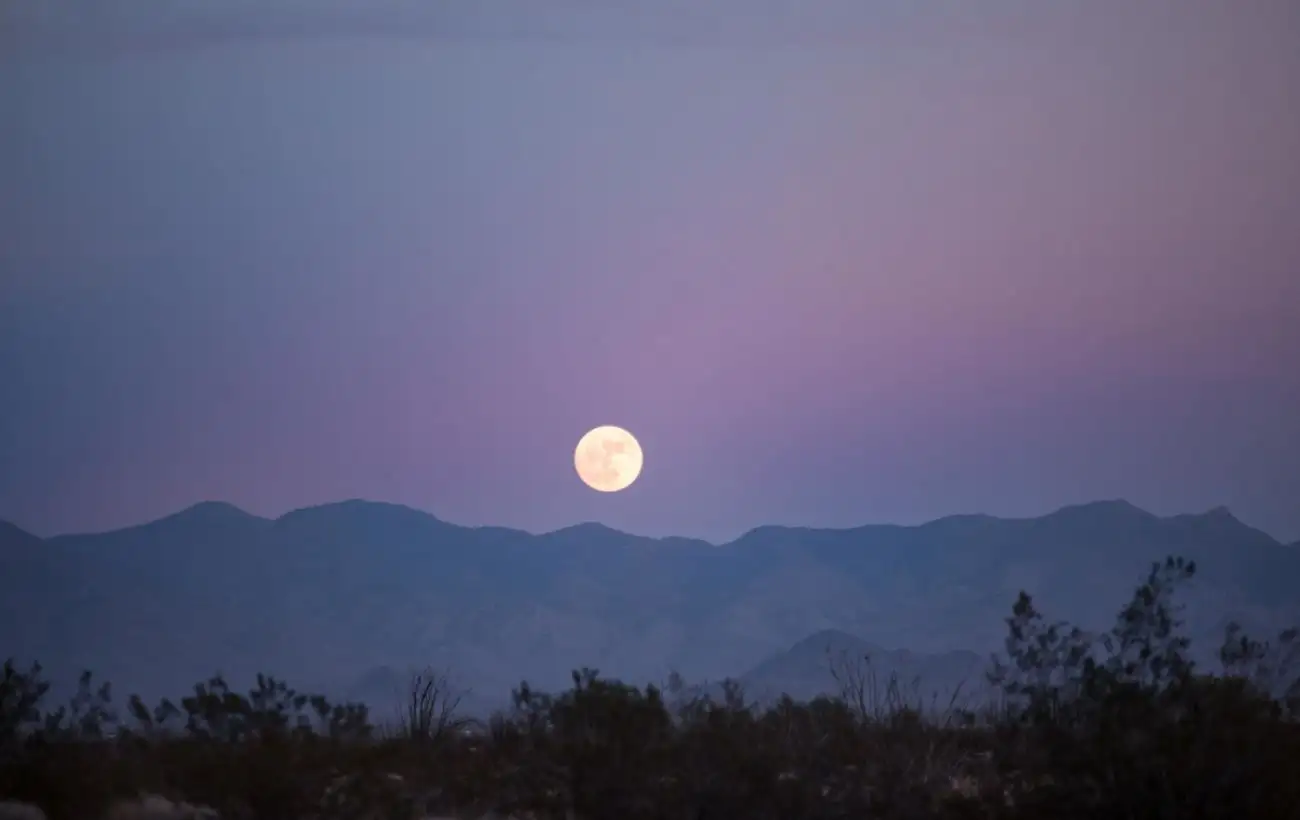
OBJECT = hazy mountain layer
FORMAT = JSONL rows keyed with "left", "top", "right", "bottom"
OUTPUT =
{"left": 2, "top": 499, "right": 1297, "bottom": 712}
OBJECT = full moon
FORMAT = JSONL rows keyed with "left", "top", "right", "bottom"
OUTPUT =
{"left": 574, "top": 425, "right": 643, "bottom": 492}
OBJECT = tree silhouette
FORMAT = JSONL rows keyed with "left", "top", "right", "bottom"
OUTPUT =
{"left": 2, "top": 554, "right": 1298, "bottom": 819}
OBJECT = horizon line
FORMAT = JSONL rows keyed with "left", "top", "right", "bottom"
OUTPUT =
{"left": 7, "top": 496, "right": 1287, "bottom": 547}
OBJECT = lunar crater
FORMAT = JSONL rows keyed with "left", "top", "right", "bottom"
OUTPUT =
{"left": 574, "top": 425, "right": 643, "bottom": 492}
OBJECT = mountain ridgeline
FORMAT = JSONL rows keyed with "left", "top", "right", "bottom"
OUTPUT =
{"left": 2, "top": 499, "right": 1297, "bottom": 714}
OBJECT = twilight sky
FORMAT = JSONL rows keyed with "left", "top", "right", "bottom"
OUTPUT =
{"left": 1, "top": 1, "right": 1298, "bottom": 544}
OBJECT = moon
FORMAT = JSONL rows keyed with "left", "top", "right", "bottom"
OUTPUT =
{"left": 574, "top": 425, "right": 643, "bottom": 492}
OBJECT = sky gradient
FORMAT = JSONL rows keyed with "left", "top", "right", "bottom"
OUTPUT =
{"left": 2, "top": 1, "right": 1298, "bottom": 543}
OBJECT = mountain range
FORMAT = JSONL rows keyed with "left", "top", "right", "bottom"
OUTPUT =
{"left": 2, "top": 499, "right": 1298, "bottom": 715}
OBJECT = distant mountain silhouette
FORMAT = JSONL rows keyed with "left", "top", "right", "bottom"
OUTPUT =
{"left": 2, "top": 499, "right": 1297, "bottom": 712}
{"left": 0, "top": 519, "right": 44, "bottom": 550}
{"left": 733, "top": 629, "right": 987, "bottom": 712}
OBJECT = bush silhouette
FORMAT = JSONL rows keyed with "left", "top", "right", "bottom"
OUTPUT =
{"left": 2, "top": 554, "right": 1298, "bottom": 819}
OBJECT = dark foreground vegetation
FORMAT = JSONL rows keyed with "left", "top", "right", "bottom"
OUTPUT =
{"left": 4, "top": 557, "right": 1300, "bottom": 820}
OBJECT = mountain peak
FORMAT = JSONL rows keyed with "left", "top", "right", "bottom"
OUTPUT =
{"left": 179, "top": 500, "right": 255, "bottom": 518}
{"left": 1035, "top": 500, "right": 1164, "bottom": 532}
{"left": 0, "top": 519, "right": 44, "bottom": 546}
{"left": 270, "top": 500, "right": 449, "bottom": 546}
{"left": 276, "top": 499, "right": 439, "bottom": 523}
{"left": 146, "top": 501, "right": 266, "bottom": 530}
{"left": 1049, "top": 499, "right": 1153, "bottom": 518}
{"left": 786, "top": 628, "right": 872, "bottom": 654}
{"left": 544, "top": 521, "right": 634, "bottom": 541}
{"left": 1168, "top": 505, "right": 1252, "bottom": 530}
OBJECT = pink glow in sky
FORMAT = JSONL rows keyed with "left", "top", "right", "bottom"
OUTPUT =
{"left": 1, "top": 2, "right": 1297, "bottom": 542}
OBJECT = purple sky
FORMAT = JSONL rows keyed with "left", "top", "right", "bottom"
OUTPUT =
{"left": 2, "top": 2, "right": 1298, "bottom": 543}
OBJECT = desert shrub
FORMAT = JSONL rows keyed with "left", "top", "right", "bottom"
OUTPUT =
{"left": 2, "top": 554, "right": 1298, "bottom": 819}
{"left": 0, "top": 661, "right": 49, "bottom": 762}
{"left": 986, "top": 556, "right": 1300, "bottom": 819}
